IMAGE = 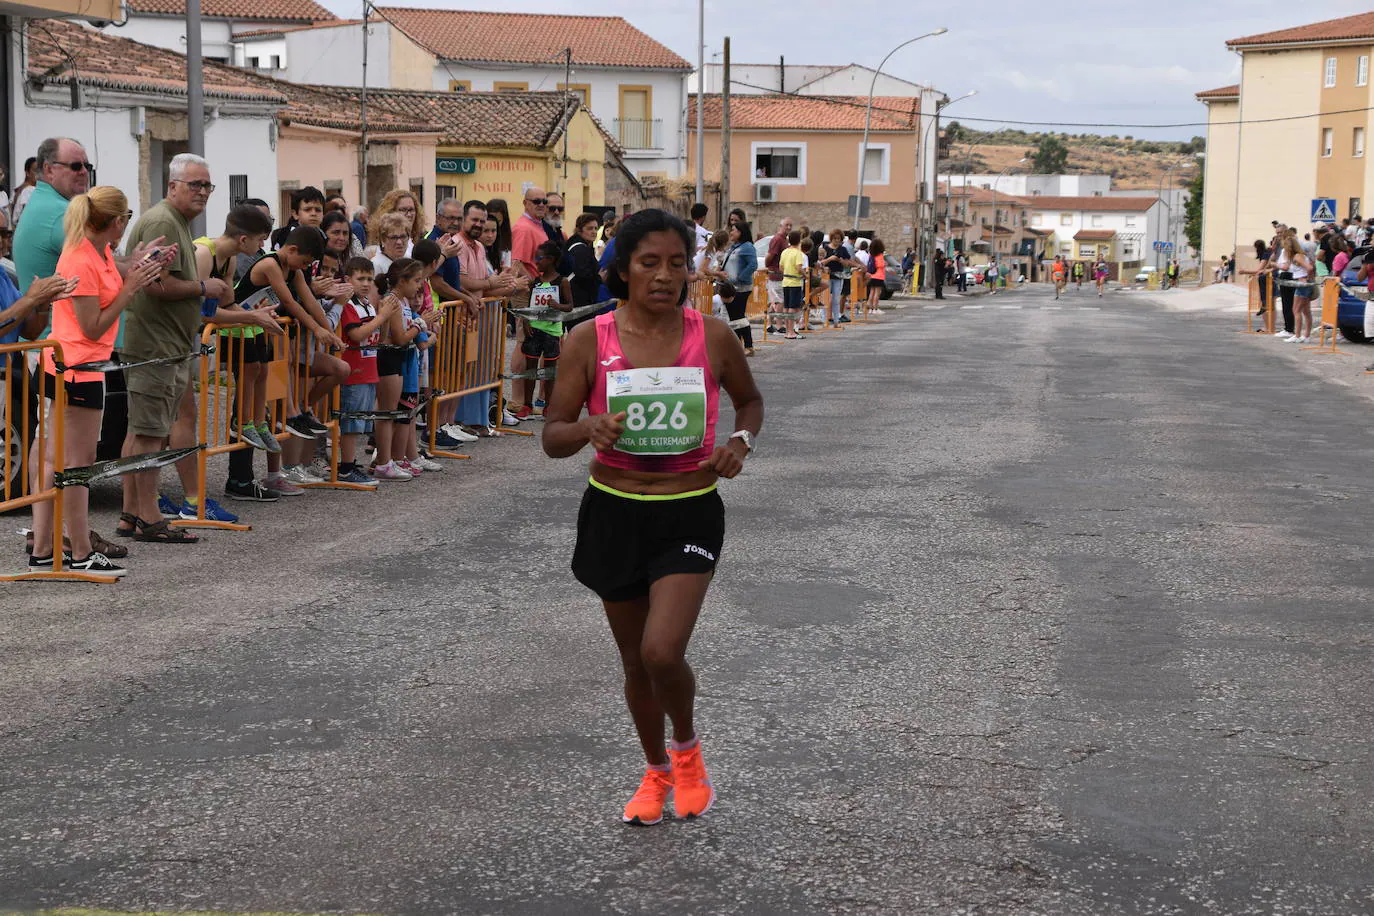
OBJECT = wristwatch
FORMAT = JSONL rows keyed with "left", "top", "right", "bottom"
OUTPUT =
{"left": 728, "top": 429, "right": 754, "bottom": 454}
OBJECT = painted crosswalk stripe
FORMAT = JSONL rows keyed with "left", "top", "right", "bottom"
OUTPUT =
{"left": 962, "top": 305, "right": 986, "bottom": 310}
{"left": 923, "top": 305, "right": 946, "bottom": 310}
{"left": 999, "top": 305, "right": 1022, "bottom": 310}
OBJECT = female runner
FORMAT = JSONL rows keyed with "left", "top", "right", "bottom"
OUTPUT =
{"left": 542, "top": 209, "right": 764, "bottom": 826}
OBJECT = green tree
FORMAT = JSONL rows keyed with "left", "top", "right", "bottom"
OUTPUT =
{"left": 1031, "top": 135, "right": 1070, "bottom": 173}
{"left": 1184, "top": 169, "right": 1204, "bottom": 252}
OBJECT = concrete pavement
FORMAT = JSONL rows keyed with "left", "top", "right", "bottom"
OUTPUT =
{"left": 1, "top": 283, "right": 1371, "bottom": 914}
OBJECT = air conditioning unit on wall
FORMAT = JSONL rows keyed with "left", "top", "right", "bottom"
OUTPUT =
{"left": 755, "top": 183, "right": 777, "bottom": 203}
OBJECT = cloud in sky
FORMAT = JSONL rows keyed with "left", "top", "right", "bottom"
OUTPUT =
{"left": 326, "top": 0, "right": 1372, "bottom": 139}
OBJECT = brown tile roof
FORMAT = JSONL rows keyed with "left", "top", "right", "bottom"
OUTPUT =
{"left": 1228, "top": 12, "right": 1374, "bottom": 48}
{"left": 1026, "top": 227, "right": 1056, "bottom": 237}
{"left": 689, "top": 94, "right": 920, "bottom": 131}
{"left": 375, "top": 7, "right": 691, "bottom": 70}
{"left": 229, "top": 70, "right": 438, "bottom": 133}
{"left": 1026, "top": 195, "right": 1159, "bottom": 212}
{"left": 937, "top": 184, "right": 1032, "bottom": 206}
{"left": 128, "top": 0, "right": 335, "bottom": 23}
{"left": 1074, "top": 229, "right": 1117, "bottom": 241}
{"left": 318, "top": 87, "right": 619, "bottom": 153}
{"left": 234, "top": 20, "right": 362, "bottom": 40}
{"left": 25, "top": 19, "right": 286, "bottom": 104}
{"left": 1196, "top": 84, "right": 1240, "bottom": 100}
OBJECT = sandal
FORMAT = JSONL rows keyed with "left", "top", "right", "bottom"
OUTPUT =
{"left": 90, "top": 529, "right": 128, "bottom": 559}
{"left": 133, "top": 518, "right": 199, "bottom": 544}
{"left": 115, "top": 512, "right": 142, "bottom": 538}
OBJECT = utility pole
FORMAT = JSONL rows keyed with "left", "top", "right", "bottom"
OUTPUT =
{"left": 185, "top": 0, "right": 206, "bottom": 235}
{"left": 359, "top": 2, "right": 369, "bottom": 209}
{"left": 721, "top": 36, "right": 731, "bottom": 220}
{"left": 694, "top": 0, "right": 704, "bottom": 202}
{"left": 563, "top": 47, "right": 571, "bottom": 181}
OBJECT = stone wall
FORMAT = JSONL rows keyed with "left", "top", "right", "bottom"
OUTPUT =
{"left": 726, "top": 200, "right": 919, "bottom": 247}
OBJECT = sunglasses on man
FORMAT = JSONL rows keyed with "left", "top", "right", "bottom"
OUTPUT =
{"left": 547, "top": 206, "right": 565, "bottom": 214}
{"left": 52, "top": 161, "right": 95, "bottom": 173}
{"left": 526, "top": 198, "right": 548, "bottom": 206}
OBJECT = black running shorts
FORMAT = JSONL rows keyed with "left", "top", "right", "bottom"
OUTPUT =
{"left": 572, "top": 480, "right": 725, "bottom": 602}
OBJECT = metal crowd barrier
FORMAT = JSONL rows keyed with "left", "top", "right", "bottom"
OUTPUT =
{"left": 426, "top": 297, "right": 508, "bottom": 457}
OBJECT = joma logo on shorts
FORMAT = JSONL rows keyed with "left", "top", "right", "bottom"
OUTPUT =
{"left": 683, "top": 544, "right": 715, "bottom": 561}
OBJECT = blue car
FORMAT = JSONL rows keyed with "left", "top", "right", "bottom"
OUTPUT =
{"left": 1338, "top": 249, "right": 1373, "bottom": 343}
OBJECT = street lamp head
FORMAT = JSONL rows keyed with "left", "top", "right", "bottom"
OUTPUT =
{"left": 931, "top": 27, "right": 949, "bottom": 35}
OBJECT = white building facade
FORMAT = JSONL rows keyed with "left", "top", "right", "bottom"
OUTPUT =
{"left": 1024, "top": 196, "right": 1163, "bottom": 267}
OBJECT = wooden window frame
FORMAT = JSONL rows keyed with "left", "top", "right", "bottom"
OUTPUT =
{"left": 618, "top": 84, "right": 654, "bottom": 121}
{"left": 558, "top": 82, "right": 592, "bottom": 106}
{"left": 448, "top": 79, "right": 471, "bottom": 92}
{"left": 494, "top": 81, "right": 528, "bottom": 93}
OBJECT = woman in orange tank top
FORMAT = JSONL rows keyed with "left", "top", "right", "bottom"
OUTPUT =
{"left": 543, "top": 209, "right": 764, "bottom": 826}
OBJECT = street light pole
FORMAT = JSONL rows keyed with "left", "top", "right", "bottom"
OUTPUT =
{"left": 922, "top": 89, "right": 975, "bottom": 256}
{"left": 853, "top": 27, "right": 948, "bottom": 233}
{"left": 695, "top": 0, "right": 705, "bottom": 203}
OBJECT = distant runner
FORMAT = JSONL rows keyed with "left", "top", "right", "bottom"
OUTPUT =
{"left": 542, "top": 209, "right": 764, "bottom": 826}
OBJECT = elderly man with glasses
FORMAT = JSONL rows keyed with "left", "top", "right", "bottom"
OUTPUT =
{"left": 117, "top": 153, "right": 234, "bottom": 544}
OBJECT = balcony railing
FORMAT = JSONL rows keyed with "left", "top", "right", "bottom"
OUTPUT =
{"left": 613, "top": 118, "right": 663, "bottom": 150}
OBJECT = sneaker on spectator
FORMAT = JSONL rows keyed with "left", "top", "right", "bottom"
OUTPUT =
{"left": 69, "top": 552, "right": 127, "bottom": 578}
{"left": 158, "top": 494, "right": 179, "bottom": 518}
{"left": 501, "top": 409, "right": 521, "bottom": 426}
{"left": 442, "top": 423, "right": 478, "bottom": 443}
{"left": 261, "top": 475, "right": 303, "bottom": 497}
{"left": 238, "top": 423, "right": 269, "bottom": 451}
{"left": 338, "top": 467, "right": 378, "bottom": 487}
{"left": 226, "top": 479, "right": 281, "bottom": 502}
{"left": 414, "top": 454, "right": 443, "bottom": 472}
{"left": 397, "top": 459, "right": 423, "bottom": 477}
{"left": 533, "top": 398, "right": 547, "bottom": 410}
{"left": 256, "top": 422, "right": 283, "bottom": 453}
{"left": 178, "top": 499, "right": 240, "bottom": 523}
{"left": 261, "top": 474, "right": 305, "bottom": 497}
{"left": 372, "top": 461, "right": 413, "bottom": 481}
{"left": 301, "top": 412, "right": 331, "bottom": 437}
{"left": 307, "top": 457, "right": 332, "bottom": 480}
{"left": 286, "top": 414, "right": 318, "bottom": 439}
{"left": 283, "top": 464, "right": 323, "bottom": 485}
{"left": 513, "top": 405, "right": 533, "bottom": 421}
{"left": 434, "top": 430, "right": 465, "bottom": 449}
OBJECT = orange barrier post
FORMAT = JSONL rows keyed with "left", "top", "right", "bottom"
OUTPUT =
{"left": 428, "top": 298, "right": 508, "bottom": 455}
{"left": 747, "top": 270, "right": 780, "bottom": 346}
{"left": 177, "top": 323, "right": 263, "bottom": 530}
{"left": 1243, "top": 274, "right": 1276, "bottom": 335}
{"left": 852, "top": 271, "right": 875, "bottom": 323}
{"left": 1301, "top": 277, "right": 1348, "bottom": 356}
{"left": 0, "top": 340, "right": 108, "bottom": 584}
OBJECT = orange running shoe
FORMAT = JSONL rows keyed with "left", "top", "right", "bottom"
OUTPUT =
{"left": 670, "top": 741, "right": 715, "bottom": 819}
{"left": 622, "top": 767, "right": 674, "bottom": 826}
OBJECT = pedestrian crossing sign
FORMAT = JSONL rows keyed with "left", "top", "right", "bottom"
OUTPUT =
{"left": 1311, "top": 198, "right": 1337, "bottom": 222}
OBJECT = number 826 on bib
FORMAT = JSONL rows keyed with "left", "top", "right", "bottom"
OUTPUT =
{"left": 606, "top": 367, "right": 708, "bottom": 456}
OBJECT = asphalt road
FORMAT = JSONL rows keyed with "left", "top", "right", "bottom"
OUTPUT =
{"left": 2, "top": 283, "right": 1372, "bottom": 915}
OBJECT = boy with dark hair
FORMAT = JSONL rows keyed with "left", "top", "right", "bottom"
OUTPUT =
{"left": 228, "top": 226, "right": 347, "bottom": 497}
{"left": 271, "top": 186, "right": 325, "bottom": 252}
{"left": 336, "top": 257, "right": 393, "bottom": 486}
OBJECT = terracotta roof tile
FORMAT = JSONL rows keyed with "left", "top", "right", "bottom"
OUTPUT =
{"left": 1196, "top": 84, "right": 1240, "bottom": 100}
{"left": 128, "top": 0, "right": 335, "bottom": 23}
{"left": 936, "top": 184, "right": 1032, "bottom": 206}
{"left": 1228, "top": 12, "right": 1374, "bottom": 48}
{"left": 234, "top": 20, "right": 361, "bottom": 40}
{"left": 1025, "top": 195, "right": 1159, "bottom": 212}
{"left": 689, "top": 95, "right": 919, "bottom": 131}
{"left": 229, "top": 70, "right": 437, "bottom": 133}
{"left": 25, "top": 19, "right": 285, "bottom": 104}
{"left": 1074, "top": 229, "right": 1117, "bottom": 241}
{"left": 375, "top": 8, "right": 691, "bottom": 70}
{"left": 317, "top": 87, "right": 619, "bottom": 153}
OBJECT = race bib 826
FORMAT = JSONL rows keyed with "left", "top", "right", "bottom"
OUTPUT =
{"left": 606, "top": 367, "right": 707, "bottom": 456}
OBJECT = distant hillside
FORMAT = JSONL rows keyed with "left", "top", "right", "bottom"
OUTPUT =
{"left": 940, "top": 125, "right": 1204, "bottom": 191}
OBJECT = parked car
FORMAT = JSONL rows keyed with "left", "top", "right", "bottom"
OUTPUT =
{"left": 1337, "top": 248, "right": 1373, "bottom": 343}
{"left": 881, "top": 269, "right": 903, "bottom": 299}
{"left": 1133, "top": 266, "right": 1158, "bottom": 283}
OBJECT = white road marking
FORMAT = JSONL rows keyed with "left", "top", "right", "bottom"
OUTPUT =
{"left": 962, "top": 305, "right": 986, "bottom": 310}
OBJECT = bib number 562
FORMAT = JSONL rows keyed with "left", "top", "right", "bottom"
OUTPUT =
{"left": 624, "top": 400, "right": 690, "bottom": 432}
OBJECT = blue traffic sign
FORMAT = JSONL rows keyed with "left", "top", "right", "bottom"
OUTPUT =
{"left": 1311, "top": 198, "right": 1337, "bottom": 222}
{"left": 1152, "top": 240, "right": 1175, "bottom": 251}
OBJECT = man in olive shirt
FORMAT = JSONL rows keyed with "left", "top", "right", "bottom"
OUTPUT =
{"left": 120, "top": 153, "right": 234, "bottom": 540}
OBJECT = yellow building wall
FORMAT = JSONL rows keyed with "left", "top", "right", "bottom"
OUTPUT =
{"left": 1315, "top": 45, "right": 1374, "bottom": 220}
{"left": 1201, "top": 98, "right": 1239, "bottom": 280}
{"left": 389, "top": 27, "right": 437, "bottom": 91}
{"left": 1235, "top": 49, "right": 1322, "bottom": 272}
{"left": 433, "top": 110, "right": 608, "bottom": 217}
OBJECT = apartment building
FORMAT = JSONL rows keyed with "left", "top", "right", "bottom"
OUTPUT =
{"left": 1198, "top": 11, "right": 1374, "bottom": 278}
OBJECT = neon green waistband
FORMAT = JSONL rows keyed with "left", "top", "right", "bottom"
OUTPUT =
{"left": 588, "top": 476, "right": 718, "bottom": 502}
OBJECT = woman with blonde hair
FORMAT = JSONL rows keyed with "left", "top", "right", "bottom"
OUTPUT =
{"left": 367, "top": 189, "right": 426, "bottom": 253}
{"left": 29, "top": 186, "right": 164, "bottom": 576}
{"left": 1281, "top": 231, "right": 1316, "bottom": 344}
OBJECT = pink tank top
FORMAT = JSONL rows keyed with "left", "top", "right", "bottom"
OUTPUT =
{"left": 588, "top": 308, "right": 719, "bottom": 474}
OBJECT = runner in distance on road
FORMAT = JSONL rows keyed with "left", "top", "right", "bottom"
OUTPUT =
{"left": 542, "top": 208, "right": 764, "bottom": 827}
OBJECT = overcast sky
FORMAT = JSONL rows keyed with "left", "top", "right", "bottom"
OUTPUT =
{"left": 326, "top": 1, "right": 1373, "bottom": 140}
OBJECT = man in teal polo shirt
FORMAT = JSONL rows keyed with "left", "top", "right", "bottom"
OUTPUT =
{"left": 12, "top": 138, "right": 91, "bottom": 304}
